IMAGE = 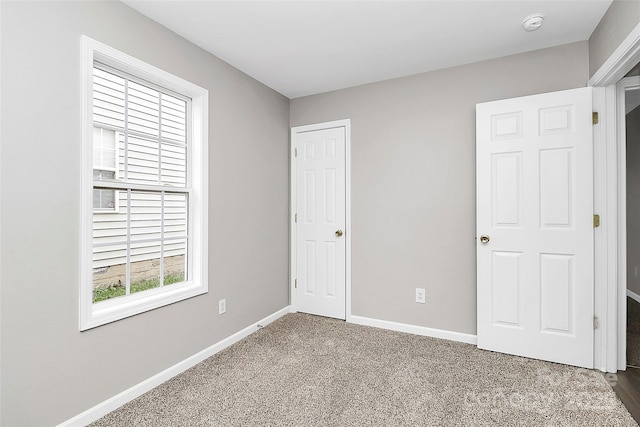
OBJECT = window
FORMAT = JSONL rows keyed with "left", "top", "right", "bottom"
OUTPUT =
{"left": 93, "top": 128, "right": 118, "bottom": 212}
{"left": 81, "top": 36, "right": 208, "bottom": 330}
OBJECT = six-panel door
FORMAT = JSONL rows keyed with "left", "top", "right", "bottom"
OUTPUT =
{"left": 476, "top": 87, "right": 594, "bottom": 368}
{"left": 295, "top": 126, "right": 346, "bottom": 319}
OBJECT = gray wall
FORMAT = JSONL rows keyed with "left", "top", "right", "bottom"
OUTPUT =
{"left": 0, "top": 1, "right": 289, "bottom": 425}
{"left": 627, "top": 105, "right": 640, "bottom": 296}
{"left": 589, "top": 0, "right": 640, "bottom": 78}
{"left": 291, "top": 41, "right": 590, "bottom": 335}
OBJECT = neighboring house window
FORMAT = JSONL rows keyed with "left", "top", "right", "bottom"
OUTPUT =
{"left": 81, "top": 36, "right": 209, "bottom": 330}
{"left": 93, "top": 127, "right": 118, "bottom": 212}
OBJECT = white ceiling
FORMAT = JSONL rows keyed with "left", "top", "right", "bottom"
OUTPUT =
{"left": 123, "top": 0, "right": 613, "bottom": 99}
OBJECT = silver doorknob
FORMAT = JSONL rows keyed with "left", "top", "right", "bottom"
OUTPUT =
{"left": 335, "top": 230, "right": 344, "bottom": 237}
{"left": 480, "top": 235, "right": 490, "bottom": 244}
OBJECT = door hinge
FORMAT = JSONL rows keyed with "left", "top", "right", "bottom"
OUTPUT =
{"left": 594, "top": 214, "right": 600, "bottom": 228}
{"left": 592, "top": 112, "right": 599, "bottom": 125}
{"left": 294, "top": 148, "right": 298, "bottom": 157}
{"left": 294, "top": 278, "right": 297, "bottom": 289}
{"left": 294, "top": 213, "right": 297, "bottom": 223}
{"left": 594, "top": 315, "right": 600, "bottom": 330}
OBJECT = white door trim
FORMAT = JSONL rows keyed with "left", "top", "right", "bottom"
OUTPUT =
{"left": 290, "top": 119, "right": 352, "bottom": 321}
{"left": 589, "top": 22, "right": 640, "bottom": 88}
{"left": 590, "top": 22, "right": 640, "bottom": 372}
{"left": 592, "top": 85, "right": 620, "bottom": 373}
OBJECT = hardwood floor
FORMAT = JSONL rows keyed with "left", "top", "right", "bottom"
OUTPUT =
{"left": 609, "top": 297, "right": 640, "bottom": 423}
{"left": 611, "top": 367, "right": 640, "bottom": 423}
{"left": 628, "top": 297, "right": 640, "bottom": 367}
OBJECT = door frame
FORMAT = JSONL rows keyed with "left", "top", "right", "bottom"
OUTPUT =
{"left": 589, "top": 22, "right": 640, "bottom": 372}
{"left": 290, "top": 119, "right": 352, "bottom": 320}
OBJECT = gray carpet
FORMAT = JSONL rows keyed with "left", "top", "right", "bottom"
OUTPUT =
{"left": 91, "top": 313, "right": 637, "bottom": 426}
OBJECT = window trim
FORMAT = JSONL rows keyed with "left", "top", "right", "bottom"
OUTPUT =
{"left": 80, "top": 36, "right": 209, "bottom": 331}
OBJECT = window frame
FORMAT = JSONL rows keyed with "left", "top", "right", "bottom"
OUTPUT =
{"left": 80, "top": 36, "right": 209, "bottom": 331}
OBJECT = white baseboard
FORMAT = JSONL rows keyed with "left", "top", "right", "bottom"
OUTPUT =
{"left": 628, "top": 289, "right": 640, "bottom": 304}
{"left": 349, "top": 315, "right": 477, "bottom": 345}
{"left": 58, "top": 305, "right": 293, "bottom": 427}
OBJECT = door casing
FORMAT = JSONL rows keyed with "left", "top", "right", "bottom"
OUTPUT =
{"left": 290, "top": 119, "right": 352, "bottom": 321}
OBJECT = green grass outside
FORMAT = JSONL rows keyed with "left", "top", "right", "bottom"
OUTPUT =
{"left": 93, "top": 272, "right": 185, "bottom": 303}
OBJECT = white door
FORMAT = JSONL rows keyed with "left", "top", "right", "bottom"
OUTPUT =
{"left": 476, "top": 87, "right": 594, "bottom": 368}
{"left": 293, "top": 123, "right": 347, "bottom": 319}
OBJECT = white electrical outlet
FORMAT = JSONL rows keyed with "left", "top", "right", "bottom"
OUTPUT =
{"left": 218, "top": 299, "right": 226, "bottom": 314}
{"left": 415, "top": 288, "right": 426, "bottom": 304}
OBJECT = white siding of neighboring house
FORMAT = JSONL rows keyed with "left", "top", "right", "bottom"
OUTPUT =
{"left": 91, "top": 66, "right": 188, "bottom": 283}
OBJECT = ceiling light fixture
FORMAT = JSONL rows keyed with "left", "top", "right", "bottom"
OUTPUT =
{"left": 522, "top": 14, "right": 545, "bottom": 32}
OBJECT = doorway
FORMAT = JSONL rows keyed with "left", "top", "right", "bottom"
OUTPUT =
{"left": 624, "top": 67, "right": 640, "bottom": 370}
{"left": 608, "top": 64, "right": 640, "bottom": 423}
